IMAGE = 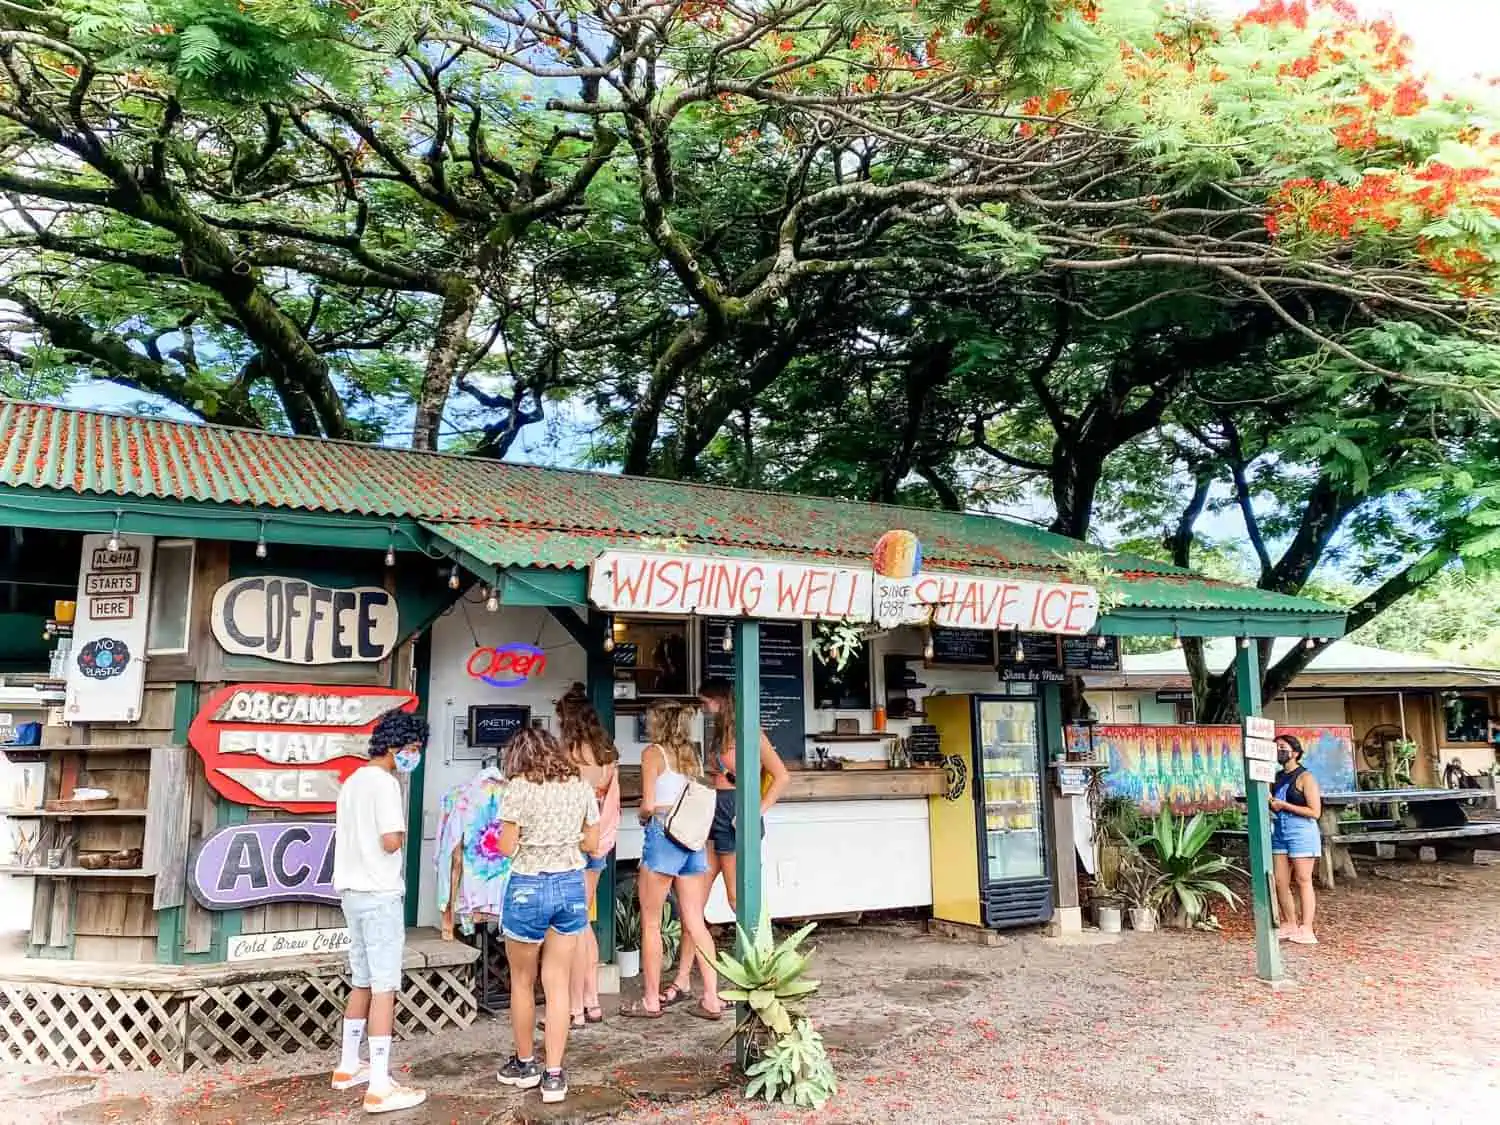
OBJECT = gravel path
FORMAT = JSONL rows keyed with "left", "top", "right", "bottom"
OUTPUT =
{"left": 7, "top": 858, "right": 1500, "bottom": 1124}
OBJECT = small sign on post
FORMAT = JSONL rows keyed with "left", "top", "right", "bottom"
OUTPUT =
{"left": 1243, "top": 737, "right": 1279, "bottom": 761}
{"left": 1243, "top": 716, "right": 1276, "bottom": 741}
{"left": 1246, "top": 758, "right": 1277, "bottom": 784}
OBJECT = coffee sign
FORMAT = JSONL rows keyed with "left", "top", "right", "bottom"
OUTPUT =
{"left": 190, "top": 683, "right": 418, "bottom": 812}
{"left": 188, "top": 821, "right": 339, "bottom": 910}
{"left": 212, "top": 576, "right": 398, "bottom": 665}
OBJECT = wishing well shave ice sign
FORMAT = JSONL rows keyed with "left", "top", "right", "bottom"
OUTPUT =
{"left": 190, "top": 684, "right": 418, "bottom": 812}
{"left": 589, "top": 545, "right": 1100, "bottom": 635}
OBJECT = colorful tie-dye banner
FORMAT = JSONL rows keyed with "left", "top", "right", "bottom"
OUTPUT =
{"left": 1066, "top": 724, "right": 1356, "bottom": 814}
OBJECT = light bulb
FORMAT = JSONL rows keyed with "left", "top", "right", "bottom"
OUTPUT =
{"left": 923, "top": 633, "right": 935, "bottom": 662}
{"left": 1013, "top": 643, "right": 1025, "bottom": 664}
{"left": 255, "top": 536, "right": 267, "bottom": 559}
{"left": 1094, "top": 635, "right": 1106, "bottom": 649}
{"left": 603, "top": 634, "right": 615, "bottom": 653}
{"left": 448, "top": 565, "right": 461, "bottom": 590}
{"left": 385, "top": 546, "right": 396, "bottom": 567}
{"left": 1239, "top": 636, "right": 1251, "bottom": 650}
{"left": 1304, "top": 637, "right": 1315, "bottom": 650}
{"left": 722, "top": 623, "right": 733, "bottom": 653}
{"left": 486, "top": 591, "right": 499, "bottom": 613}
{"left": 107, "top": 534, "right": 121, "bottom": 553}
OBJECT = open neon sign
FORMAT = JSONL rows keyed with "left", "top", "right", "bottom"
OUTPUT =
{"left": 467, "top": 643, "right": 547, "bottom": 688}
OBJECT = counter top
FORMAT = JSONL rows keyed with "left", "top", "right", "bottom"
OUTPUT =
{"left": 618, "top": 765, "right": 946, "bottom": 805}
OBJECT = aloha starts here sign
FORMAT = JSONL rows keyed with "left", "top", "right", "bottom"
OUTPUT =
{"left": 589, "top": 541, "right": 1100, "bottom": 635}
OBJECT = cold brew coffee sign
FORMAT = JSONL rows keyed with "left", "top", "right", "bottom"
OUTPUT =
{"left": 189, "top": 821, "right": 339, "bottom": 910}
{"left": 190, "top": 683, "right": 418, "bottom": 812}
{"left": 212, "top": 576, "right": 398, "bottom": 665}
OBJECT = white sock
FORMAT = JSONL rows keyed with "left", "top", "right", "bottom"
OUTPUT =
{"left": 368, "top": 1036, "right": 393, "bottom": 1093}
{"left": 339, "top": 1018, "right": 366, "bottom": 1074}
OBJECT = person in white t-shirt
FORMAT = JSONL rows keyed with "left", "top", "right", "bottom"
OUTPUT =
{"left": 331, "top": 709, "right": 427, "bottom": 1115}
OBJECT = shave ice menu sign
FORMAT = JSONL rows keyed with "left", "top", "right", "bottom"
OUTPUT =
{"left": 66, "top": 533, "right": 155, "bottom": 723}
{"left": 591, "top": 536, "right": 1100, "bottom": 636}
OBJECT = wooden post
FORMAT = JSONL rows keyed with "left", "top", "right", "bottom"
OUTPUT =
{"left": 1236, "top": 643, "right": 1284, "bottom": 983}
{"left": 1041, "top": 685, "right": 1080, "bottom": 927}
{"left": 587, "top": 611, "right": 616, "bottom": 963}
{"left": 402, "top": 631, "right": 432, "bottom": 927}
{"left": 733, "top": 619, "right": 761, "bottom": 1070}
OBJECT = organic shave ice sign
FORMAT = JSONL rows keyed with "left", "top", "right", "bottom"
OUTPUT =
{"left": 189, "top": 821, "right": 339, "bottom": 910}
{"left": 190, "top": 683, "right": 418, "bottom": 812}
{"left": 590, "top": 551, "right": 873, "bottom": 622}
{"left": 590, "top": 539, "right": 1100, "bottom": 636}
{"left": 212, "top": 576, "right": 398, "bottom": 665}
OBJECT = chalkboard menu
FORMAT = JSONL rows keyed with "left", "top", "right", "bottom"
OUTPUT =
{"left": 468, "top": 704, "right": 531, "bottom": 748}
{"left": 1061, "top": 635, "right": 1121, "bottom": 672}
{"left": 701, "top": 619, "right": 807, "bottom": 762}
{"left": 612, "top": 642, "right": 639, "bottom": 668}
{"left": 927, "top": 626, "right": 996, "bottom": 667}
{"left": 906, "top": 723, "right": 943, "bottom": 765}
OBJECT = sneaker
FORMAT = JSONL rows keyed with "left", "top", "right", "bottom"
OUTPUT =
{"left": 497, "top": 1055, "right": 542, "bottom": 1089}
{"left": 541, "top": 1069, "right": 568, "bottom": 1104}
{"left": 331, "top": 1064, "right": 369, "bottom": 1091}
{"left": 363, "top": 1085, "right": 427, "bottom": 1114}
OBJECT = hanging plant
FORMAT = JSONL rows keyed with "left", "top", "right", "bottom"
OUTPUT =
{"left": 811, "top": 620, "right": 864, "bottom": 671}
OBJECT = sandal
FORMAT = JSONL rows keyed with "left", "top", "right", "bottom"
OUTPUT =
{"left": 585, "top": 1006, "right": 604, "bottom": 1025}
{"left": 659, "top": 985, "right": 692, "bottom": 1009}
{"left": 618, "top": 1000, "right": 663, "bottom": 1019}
{"left": 685, "top": 1003, "right": 723, "bottom": 1022}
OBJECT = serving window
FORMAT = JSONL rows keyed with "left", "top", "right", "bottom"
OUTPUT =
{"left": 1444, "top": 694, "right": 1492, "bottom": 744}
{"left": 611, "top": 616, "right": 694, "bottom": 698}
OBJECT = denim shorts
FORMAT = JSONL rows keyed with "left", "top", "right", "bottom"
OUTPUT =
{"left": 503, "top": 870, "right": 589, "bottom": 943}
{"left": 708, "top": 788, "right": 766, "bottom": 854}
{"left": 1272, "top": 812, "right": 1323, "bottom": 859}
{"left": 641, "top": 819, "right": 708, "bottom": 878}
{"left": 584, "top": 851, "right": 609, "bottom": 873}
{"left": 341, "top": 891, "right": 405, "bottom": 993}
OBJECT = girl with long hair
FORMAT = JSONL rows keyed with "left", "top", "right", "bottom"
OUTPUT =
{"left": 619, "top": 700, "right": 724, "bottom": 1021}
{"left": 495, "top": 727, "right": 599, "bottom": 1105}
{"left": 1270, "top": 733, "right": 1323, "bottom": 945}
{"left": 664, "top": 678, "right": 788, "bottom": 1007}
{"left": 556, "top": 682, "right": 619, "bottom": 1027}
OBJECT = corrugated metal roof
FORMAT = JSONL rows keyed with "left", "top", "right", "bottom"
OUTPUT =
{"left": 0, "top": 401, "right": 1340, "bottom": 618}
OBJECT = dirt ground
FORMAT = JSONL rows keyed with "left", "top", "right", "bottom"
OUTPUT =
{"left": 5, "top": 857, "right": 1499, "bottom": 1125}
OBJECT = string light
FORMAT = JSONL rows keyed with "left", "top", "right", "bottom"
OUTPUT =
{"left": 922, "top": 629, "right": 935, "bottom": 662}
{"left": 1304, "top": 636, "right": 1316, "bottom": 650}
{"left": 106, "top": 511, "right": 122, "bottom": 553}
{"left": 1012, "top": 628, "right": 1025, "bottom": 664}
{"left": 1239, "top": 636, "right": 1251, "bottom": 650}
{"left": 384, "top": 526, "right": 397, "bottom": 568}
{"left": 254, "top": 518, "right": 267, "bottom": 560}
{"left": 485, "top": 587, "right": 499, "bottom": 613}
{"left": 722, "top": 621, "right": 734, "bottom": 653}
{"left": 602, "top": 615, "right": 615, "bottom": 653}
{"left": 1094, "top": 634, "right": 1107, "bottom": 650}
{"left": 447, "top": 563, "right": 461, "bottom": 590}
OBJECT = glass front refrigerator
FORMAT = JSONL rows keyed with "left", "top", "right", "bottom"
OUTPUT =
{"left": 927, "top": 693, "right": 1053, "bottom": 929}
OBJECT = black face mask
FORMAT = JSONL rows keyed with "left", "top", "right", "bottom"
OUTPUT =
{"left": 1276, "top": 747, "right": 1291, "bottom": 765}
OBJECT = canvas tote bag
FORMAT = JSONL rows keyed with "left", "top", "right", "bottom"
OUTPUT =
{"left": 663, "top": 776, "right": 717, "bottom": 852}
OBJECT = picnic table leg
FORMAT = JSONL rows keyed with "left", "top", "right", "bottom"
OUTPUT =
{"left": 1317, "top": 809, "right": 1339, "bottom": 891}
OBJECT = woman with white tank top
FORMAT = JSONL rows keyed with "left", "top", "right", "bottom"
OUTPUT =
{"left": 618, "top": 701, "right": 723, "bottom": 1021}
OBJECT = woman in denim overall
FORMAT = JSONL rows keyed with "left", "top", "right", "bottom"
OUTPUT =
{"left": 1270, "top": 734, "right": 1323, "bottom": 946}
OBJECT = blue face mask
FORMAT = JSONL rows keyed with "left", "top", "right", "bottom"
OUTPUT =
{"left": 394, "top": 748, "right": 422, "bottom": 775}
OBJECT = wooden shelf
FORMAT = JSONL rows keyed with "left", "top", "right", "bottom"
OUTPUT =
{"left": 806, "top": 732, "right": 900, "bottom": 742}
{"left": 0, "top": 866, "right": 151, "bottom": 878}
{"left": 29, "top": 743, "right": 158, "bottom": 753}
{"left": 1, "top": 808, "right": 146, "bottom": 819}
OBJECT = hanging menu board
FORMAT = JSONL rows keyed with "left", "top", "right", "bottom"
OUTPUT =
{"left": 1061, "top": 635, "right": 1121, "bottom": 672}
{"left": 701, "top": 619, "right": 807, "bottom": 762}
{"left": 927, "top": 627, "right": 996, "bottom": 667}
{"left": 999, "top": 632, "right": 1065, "bottom": 683}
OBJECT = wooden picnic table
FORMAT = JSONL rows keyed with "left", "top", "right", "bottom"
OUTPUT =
{"left": 1315, "top": 788, "right": 1500, "bottom": 890}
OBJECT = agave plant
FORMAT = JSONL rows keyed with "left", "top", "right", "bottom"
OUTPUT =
{"left": 1135, "top": 810, "right": 1243, "bottom": 927}
{"left": 614, "top": 887, "right": 641, "bottom": 953}
{"left": 715, "top": 905, "right": 835, "bottom": 1108}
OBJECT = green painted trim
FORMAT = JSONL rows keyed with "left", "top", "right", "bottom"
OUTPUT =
{"left": 1097, "top": 610, "right": 1346, "bottom": 638}
{"left": 1236, "top": 644, "right": 1284, "bottom": 983}
{"left": 499, "top": 567, "right": 587, "bottom": 608}
{"left": 732, "top": 621, "right": 763, "bottom": 941}
{"left": 209, "top": 802, "right": 250, "bottom": 961}
{"left": 154, "top": 682, "right": 198, "bottom": 965}
{"left": 404, "top": 631, "right": 433, "bottom": 928}
{"left": 586, "top": 611, "right": 616, "bottom": 963}
{"left": 0, "top": 485, "right": 432, "bottom": 553}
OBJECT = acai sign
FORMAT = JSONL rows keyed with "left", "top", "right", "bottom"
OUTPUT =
{"left": 212, "top": 576, "right": 398, "bottom": 665}
{"left": 188, "top": 821, "right": 339, "bottom": 910}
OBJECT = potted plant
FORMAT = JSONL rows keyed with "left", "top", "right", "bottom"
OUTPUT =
{"left": 1135, "top": 810, "right": 1242, "bottom": 929}
{"left": 716, "top": 905, "right": 836, "bottom": 1110}
{"left": 1117, "top": 845, "right": 1159, "bottom": 932}
{"left": 614, "top": 889, "right": 642, "bottom": 979}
